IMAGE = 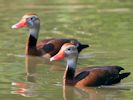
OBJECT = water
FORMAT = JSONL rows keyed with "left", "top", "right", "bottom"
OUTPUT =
{"left": 0, "top": 0, "right": 133, "bottom": 100}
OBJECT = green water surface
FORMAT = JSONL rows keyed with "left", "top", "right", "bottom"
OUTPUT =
{"left": 0, "top": 0, "right": 133, "bottom": 100}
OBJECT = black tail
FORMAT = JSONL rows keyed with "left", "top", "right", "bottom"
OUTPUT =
{"left": 119, "top": 72, "right": 131, "bottom": 80}
{"left": 115, "top": 66, "right": 124, "bottom": 72}
{"left": 111, "top": 72, "right": 131, "bottom": 85}
{"left": 77, "top": 43, "right": 89, "bottom": 53}
{"left": 103, "top": 66, "right": 131, "bottom": 85}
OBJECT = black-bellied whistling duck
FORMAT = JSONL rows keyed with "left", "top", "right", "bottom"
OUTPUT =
{"left": 50, "top": 43, "right": 130, "bottom": 87}
{"left": 11, "top": 13, "right": 89, "bottom": 58}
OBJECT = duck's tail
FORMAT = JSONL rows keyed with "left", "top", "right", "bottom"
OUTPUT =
{"left": 77, "top": 43, "right": 89, "bottom": 53}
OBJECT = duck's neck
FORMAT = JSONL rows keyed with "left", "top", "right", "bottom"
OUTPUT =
{"left": 64, "top": 57, "right": 77, "bottom": 85}
{"left": 28, "top": 26, "right": 40, "bottom": 46}
{"left": 26, "top": 25, "right": 40, "bottom": 54}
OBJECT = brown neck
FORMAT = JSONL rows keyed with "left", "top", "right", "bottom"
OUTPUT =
{"left": 28, "top": 35, "right": 37, "bottom": 48}
{"left": 64, "top": 67, "right": 76, "bottom": 86}
{"left": 64, "top": 58, "right": 77, "bottom": 85}
{"left": 65, "top": 67, "right": 75, "bottom": 80}
{"left": 25, "top": 20, "right": 40, "bottom": 55}
{"left": 26, "top": 35, "right": 38, "bottom": 55}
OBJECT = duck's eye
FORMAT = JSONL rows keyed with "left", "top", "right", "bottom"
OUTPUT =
{"left": 30, "top": 17, "right": 33, "bottom": 20}
{"left": 67, "top": 48, "right": 71, "bottom": 51}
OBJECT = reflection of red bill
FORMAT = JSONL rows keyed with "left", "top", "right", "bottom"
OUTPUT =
{"left": 12, "top": 82, "right": 27, "bottom": 87}
{"left": 11, "top": 88, "right": 27, "bottom": 97}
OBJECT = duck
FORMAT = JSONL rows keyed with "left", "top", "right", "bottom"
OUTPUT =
{"left": 50, "top": 43, "right": 130, "bottom": 87}
{"left": 11, "top": 13, "right": 89, "bottom": 58}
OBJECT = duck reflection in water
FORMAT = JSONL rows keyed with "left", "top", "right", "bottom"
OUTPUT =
{"left": 11, "top": 55, "right": 67, "bottom": 97}
{"left": 63, "top": 84, "right": 130, "bottom": 100}
{"left": 11, "top": 56, "right": 41, "bottom": 97}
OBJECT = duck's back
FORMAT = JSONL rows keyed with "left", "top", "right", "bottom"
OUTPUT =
{"left": 37, "top": 39, "right": 88, "bottom": 57}
{"left": 75, "top": 66, "right": 130, "bottom": 87}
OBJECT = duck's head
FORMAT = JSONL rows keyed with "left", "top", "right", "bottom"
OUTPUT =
{"left": 50, "top": 43, "right": 78, "bottom": 61}
{"left": 12, "top": 13, "right": 40, "bottom": 29}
